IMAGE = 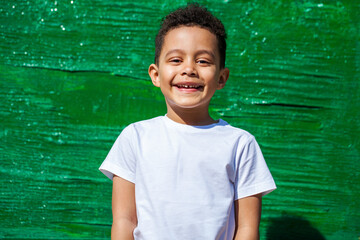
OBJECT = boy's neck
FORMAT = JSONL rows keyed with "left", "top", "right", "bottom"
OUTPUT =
{"left": 166, "top": 106, "right": 217, "bottom": 126}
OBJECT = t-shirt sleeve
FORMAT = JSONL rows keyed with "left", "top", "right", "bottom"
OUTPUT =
{"left": 99, "top": 125, "right": 137, "bottom": 183}
{"left": 234, "top": 135, "right": 276, "bottom": 200}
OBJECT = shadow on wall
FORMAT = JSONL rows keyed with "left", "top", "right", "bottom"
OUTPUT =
{"left": 266, "top": 215, "right": 326, "bottom": 240}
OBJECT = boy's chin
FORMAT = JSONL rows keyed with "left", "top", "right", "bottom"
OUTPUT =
{"left": 166, "top": 101, "right": 210, "bottom": 111}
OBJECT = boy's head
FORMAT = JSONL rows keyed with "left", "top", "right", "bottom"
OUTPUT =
{"left": 155, "top": 3, "right": 227, "bottom": 69}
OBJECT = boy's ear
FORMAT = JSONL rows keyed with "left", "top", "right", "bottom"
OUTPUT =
{"left": 217, "top": 67, "right": 229, "bottom": 90}
{"left": 149, "top": 64, "right": 160, "bottom": 87}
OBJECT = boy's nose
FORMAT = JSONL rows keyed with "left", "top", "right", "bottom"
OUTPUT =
{"left": 181, "top": 61, "right": 198, "bottom": 77}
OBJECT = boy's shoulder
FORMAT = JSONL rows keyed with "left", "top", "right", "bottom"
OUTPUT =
{"left": 216, "top": 119, "right": 256, "bottom": 142}
{"left": 121, "top": 116, "right": 165, "bottom": 135}
{"left": 128, "top": 116, "right": 165, "bottom": 129}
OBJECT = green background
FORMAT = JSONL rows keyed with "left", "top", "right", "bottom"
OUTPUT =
{"left": 1, "top": 0, "right": 359, "bottom": 239}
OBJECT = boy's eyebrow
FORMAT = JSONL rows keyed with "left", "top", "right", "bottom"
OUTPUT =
{"left": 164, "top": 49, "right": 216, "bottom": 59}
{"left": 196, "top": 50, "right": 216, "bottom": 59}
{"left": 164, "top": 49, "right": 184, "bottom": 58}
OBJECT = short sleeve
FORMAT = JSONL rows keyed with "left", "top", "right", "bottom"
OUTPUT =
{"left": 99, "top": 125, "right": 137, "bottom": 183}
{"left": 234, "top": 136, "right": 276, "bottom": 200}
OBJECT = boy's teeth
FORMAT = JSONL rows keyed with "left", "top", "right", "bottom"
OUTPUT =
{"left": 178, "top": 85, "right": 198, "bottom": 88}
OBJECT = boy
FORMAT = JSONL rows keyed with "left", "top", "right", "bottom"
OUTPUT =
{"left": 100, "top": 3, "right": 276, "bottom": 240}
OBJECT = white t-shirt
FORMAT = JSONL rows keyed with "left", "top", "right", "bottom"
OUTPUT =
{"left": 99, "top": 116, "right": 276, "bottom": 240}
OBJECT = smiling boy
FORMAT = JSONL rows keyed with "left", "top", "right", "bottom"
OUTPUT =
{"left": 100, "top": 3, "right": 276, "bottom": 240}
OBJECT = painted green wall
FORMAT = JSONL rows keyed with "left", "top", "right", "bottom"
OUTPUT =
{"left": 1, "top": 0, "right": 359, "bottom": 239}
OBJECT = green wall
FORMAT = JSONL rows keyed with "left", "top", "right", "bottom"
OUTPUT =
{"left": 1, "top": 0, "right": 359, "bottom": 239}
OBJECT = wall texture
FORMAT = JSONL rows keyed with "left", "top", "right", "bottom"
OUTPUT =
{"left": 1, "top": 0, "right": 359, "bottom": 239}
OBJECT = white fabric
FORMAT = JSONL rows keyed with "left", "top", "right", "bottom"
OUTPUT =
{"left": 99, "top": 116, "right": 276, "bottom": 240}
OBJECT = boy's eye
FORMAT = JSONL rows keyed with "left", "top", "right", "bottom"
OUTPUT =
{"left": 197, "top": 59, "right": 211, "bottom": 65}
{"left": 169, "top": 58, "right": 182, "bottom": 63}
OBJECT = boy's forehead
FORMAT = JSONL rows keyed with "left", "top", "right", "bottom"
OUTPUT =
{"left": 164, "top": 25, "right": 216, "bottom": 41}
{"left": 161, "top": 26, "right": 219, "bottom": 55}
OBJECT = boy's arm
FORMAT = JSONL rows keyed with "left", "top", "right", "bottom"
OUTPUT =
{"left": 233, "top": 193, "right": 262, "bottom": 240}
{"left": 111, "top": 175, "right": 137, "bottom": 240}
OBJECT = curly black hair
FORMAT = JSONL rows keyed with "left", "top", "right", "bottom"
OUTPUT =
{"left": 154, "top": 3, "right": 227, "bottom": 68}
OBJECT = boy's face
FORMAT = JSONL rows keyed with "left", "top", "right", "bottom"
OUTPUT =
{"left": 149, "top": 26, "right": 229, "bottom": 115}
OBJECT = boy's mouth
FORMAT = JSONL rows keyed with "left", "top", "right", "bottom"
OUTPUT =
{"left": 173, "top": 83, "right": 204, "bottom": 91}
